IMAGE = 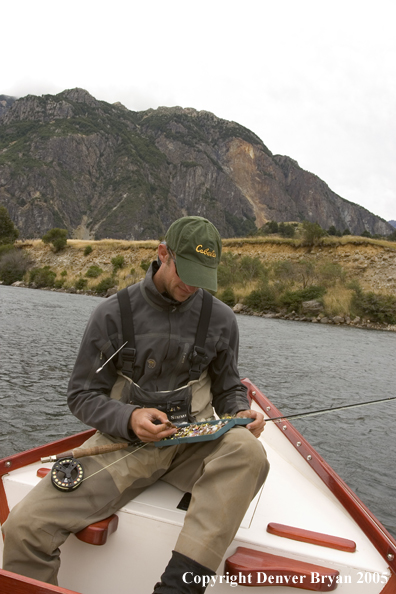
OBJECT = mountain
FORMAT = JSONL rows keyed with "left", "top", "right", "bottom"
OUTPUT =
{"left": 0, "top": 95, "right": 17, "bottom": 118}
{"left": 389, "top": 220, "right": 396, "bottom": 229}
{"left": 0, "top": 88, "right": 393, "bottom": 240}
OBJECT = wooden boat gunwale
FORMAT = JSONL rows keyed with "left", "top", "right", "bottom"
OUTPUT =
{"left": 244, "top": 379, "right": 396, "bottom": 578}
{"left": 1, "top": 380, "right": 395, "bottom": 592}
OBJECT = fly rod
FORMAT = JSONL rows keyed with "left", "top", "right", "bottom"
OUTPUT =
{"left": 40, "top": 421, "right": 177, "bottom": 463}
{"left": 265, "top": 395, "right": 396, "bottom": 423}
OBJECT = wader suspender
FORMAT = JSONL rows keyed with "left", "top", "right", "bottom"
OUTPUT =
{"left": 116, "top": 287, "right": 213, "bottom": 381}
{"left": 117, "top": 287, "right": 137, "bottom": 380}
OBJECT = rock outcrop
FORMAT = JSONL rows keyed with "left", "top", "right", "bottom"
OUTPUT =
{"left": 0, "top": 89, "right": 393, "bottom": 240}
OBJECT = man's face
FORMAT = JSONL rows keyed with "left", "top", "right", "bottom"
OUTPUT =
{"left": 155, "top": 244, "right": 199, "bottom": 302}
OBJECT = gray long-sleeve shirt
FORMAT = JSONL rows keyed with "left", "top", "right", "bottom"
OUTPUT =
{"left": 67, "top": 262, "right": 249, "bottom": 440}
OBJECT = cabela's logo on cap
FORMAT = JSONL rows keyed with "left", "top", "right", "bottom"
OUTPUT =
{"left": 196, "top": 244, "right": 217, "bottom": 258}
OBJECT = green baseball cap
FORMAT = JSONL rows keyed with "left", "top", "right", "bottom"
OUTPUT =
{"left": 165, "top": 216, "right": 222, "bottom": 291}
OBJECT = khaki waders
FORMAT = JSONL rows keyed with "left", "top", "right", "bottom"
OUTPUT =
{"left": 2, "top": 427, "right": 269, "bottom": 585}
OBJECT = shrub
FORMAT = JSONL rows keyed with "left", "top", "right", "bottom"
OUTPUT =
{"left": 301, "top": 221, "right": 326, "bottom": 246}
{"left": 84, "top": 245, "right": 93, "bottom": 256}
{"left": 280, "top": 285, "right": 326, "bottom": 312}
{"left": 279, "top": 223, "right": 295, "bottom": 238}
{"left": 42, "top": 228, "right": 68, "bottom": 252}
{"left": 0, "top": 244, "right": 15, "bottom": 258}
{"left": 273, "top": 259, "right": 317, "bottom": 288}
{"left": 218, "top": 287, "right": 236, "bottom": 308}
{"left": 0, "top": 206, "right": 19, "bottom": 245}
{"left": 75, "top": 278, "right": 88, "bottom": 291}
{"left": 85, "top": 265, "right": 103, "bottom": 278}
{"left": 29, "top": 266, "right": 56, "bottom": 288}
{"left": 217, "top": 253, "right": 240, "bottom": 287}
{"left": 0, "top": 249, "right": 31, "bottom": 285}
{"left": 140, "top": 258, "right": 151, "bottom": 272}
{"left": 54, "top": 279, "right": 65, "bottom": 289}
{"left": 318, "top": 262, "right": 345, "bottom": 286}
{"left": 351, "top": 289, "right": 396, "bottom": 324}
{"left": 111, "top": 255, "right": 125, "bottom": 273}
{"left": 272, "top": 260, "right": 295, "bottom": 283}
{"left": 240, "top": 256, "right": 267, "bottom": 284}
{"left": 244, "top": 285, "right": 278, "bottom": 311}
{"left": 93, "top": 277, "right": 115, "bottom": 295}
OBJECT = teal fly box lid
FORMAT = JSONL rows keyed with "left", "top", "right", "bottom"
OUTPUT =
{"left": 154, "top": 418, "right": 253, "bottom": 447}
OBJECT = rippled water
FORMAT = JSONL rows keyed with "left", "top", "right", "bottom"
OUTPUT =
{"left": 1, "top": 285, "right": 395, "bottom": 538}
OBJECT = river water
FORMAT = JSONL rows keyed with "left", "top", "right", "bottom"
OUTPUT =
{"left": 0, "top": 285, "right": 395, "bottom": 538}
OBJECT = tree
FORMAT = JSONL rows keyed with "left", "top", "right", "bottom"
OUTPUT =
{"left": 0, "top": 206, "right": 19, "bottom": 245}
{"left": 301, "top": 221, "right": 326, "bottom": 246}
{"left": 328, "top": 225, "right": 337, "bottom": 236}
{"left": 279, "top": 222, "right": 295, "bottom": 238}
{"left": 0, "top": 249, "right": 31, "bottom": 285}
{"left": 42, "top": 228, "right": 68, "bottom": 252}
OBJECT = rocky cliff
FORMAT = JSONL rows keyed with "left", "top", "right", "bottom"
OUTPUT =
{"left": 0, "top": 95, "right": 16, "bottom": 118}
{"left": 0, "top": 88, "right": 393, "bottom": 240}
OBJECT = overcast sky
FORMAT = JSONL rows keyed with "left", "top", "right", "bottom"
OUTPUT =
{"left": 2, "top": 0, "right": 395, "bottom": 222}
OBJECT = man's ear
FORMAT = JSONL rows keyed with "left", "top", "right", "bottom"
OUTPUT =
{"left": 158, "top": 243, "right": 168, "bottom": 264}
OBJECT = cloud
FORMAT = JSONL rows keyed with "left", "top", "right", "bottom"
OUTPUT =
{"left": 2, "top": 0, "right": 395, "bottom": 220}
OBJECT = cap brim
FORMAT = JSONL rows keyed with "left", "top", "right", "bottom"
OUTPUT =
{"left": 176, "top": 253, "right": 217, "bottom": 292}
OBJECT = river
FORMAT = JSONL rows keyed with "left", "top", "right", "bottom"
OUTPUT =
{"left": 0, "top": 284, "right": 395, "bottom": 538}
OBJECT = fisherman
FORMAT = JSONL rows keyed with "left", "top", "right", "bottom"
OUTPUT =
{"left": 2, "top": 216, "right": 269, "bottom": 593}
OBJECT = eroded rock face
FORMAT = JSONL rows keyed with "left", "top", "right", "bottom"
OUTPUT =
{"left": 0, "top": 89, "right": 393, "bottom": 240}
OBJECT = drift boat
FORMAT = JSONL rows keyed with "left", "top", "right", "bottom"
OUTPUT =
{"left": 1, "top": 380, "right": 395, "bottom": 593}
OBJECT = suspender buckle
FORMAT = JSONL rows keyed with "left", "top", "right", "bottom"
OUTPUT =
{"left": 122, "top": 347, "right": 136, "bottom": 378}
{"left": 189, "top": 346, "right": 208, "bottom": 381}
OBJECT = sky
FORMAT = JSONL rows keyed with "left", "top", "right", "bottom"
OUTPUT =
{"left": 2, "top": 0, "right": 395, "bottom": 222}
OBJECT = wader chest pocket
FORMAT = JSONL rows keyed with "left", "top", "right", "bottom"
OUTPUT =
{"left": 128, "top": 381, "right": 194, "bottom": 424}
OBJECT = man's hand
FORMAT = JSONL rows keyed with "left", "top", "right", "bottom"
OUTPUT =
{"left": 236, "top": 409, "right": 265, "bottom": 438}
{"left": 130, "top": 408, "right": 177, "bottom": 442}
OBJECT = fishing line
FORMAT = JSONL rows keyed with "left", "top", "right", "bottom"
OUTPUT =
{"left": 265, "top": 395, "right": 396, "bottom": 423}
{"left": 81, "top": 442, "right": 149, "bottom": 483}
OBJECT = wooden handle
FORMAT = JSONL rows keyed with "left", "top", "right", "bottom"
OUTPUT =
{"left": 71, "top": 442, "right": 129, "bottom": 458}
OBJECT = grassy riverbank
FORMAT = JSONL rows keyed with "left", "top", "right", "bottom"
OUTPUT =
{"left": 5, "top": 235, "right": 396, "bottom": 330}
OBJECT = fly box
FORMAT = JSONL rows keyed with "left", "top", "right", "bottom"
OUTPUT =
{"left": 154, "top": 417, "right": 253, "bottom": 447}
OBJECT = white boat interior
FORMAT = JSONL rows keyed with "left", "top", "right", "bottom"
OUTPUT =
{"left": 1, "top": 385, "right": 395, "bottom": 593}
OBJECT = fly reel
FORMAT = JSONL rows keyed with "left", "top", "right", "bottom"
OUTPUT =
{"left": 51, "top": 457, "right": 84, "bottom": 492}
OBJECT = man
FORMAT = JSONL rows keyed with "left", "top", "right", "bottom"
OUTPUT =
{"left": 2, "top": 216, "right": 269, "bottom": 593}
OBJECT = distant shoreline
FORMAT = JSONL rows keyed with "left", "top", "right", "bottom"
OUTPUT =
{"left": 4, "top": 281, "right": 396, "bottom": 333}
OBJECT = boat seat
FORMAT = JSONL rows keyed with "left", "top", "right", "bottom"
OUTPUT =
{"left": 37, "top": 468, "right": 119, "bottom": 545}
{"left": 225, "top": 546, "right": 339, "bottom": 591}
{"left": 267, "top": 522, "right": 356, "bottom": 552}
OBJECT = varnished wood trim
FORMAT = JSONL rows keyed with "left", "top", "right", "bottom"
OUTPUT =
{"left": 0, "top": 430, "right": 95, "bottom": 478}
{"left": 243, "top": 379, "right": 396, "bottom": 578}
{"left": 267, "top": 522, "right": 356, "bottom": 552}
{"left": 0, "top": 478, "right": 10, "bottom": 527}
{"left": 380, "top": 572, "right": 396, "bottom": 593}
{"left": 0, "top": 568, "right": 79, "bottom": 594}
{"left": 75, "top": 514, "right": 119, "bottom": 546}
{"left": 225, "top": 546, "right": 339, "bottom": 591}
